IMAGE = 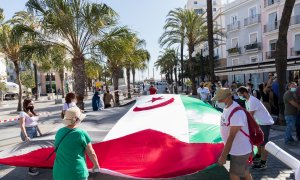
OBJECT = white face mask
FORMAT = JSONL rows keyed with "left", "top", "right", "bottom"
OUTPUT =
{"left": 217, "top": 102, "right": 226, "bottom": 109}
{"left": 291, "top": 88, "right": 297, "bottom": 92}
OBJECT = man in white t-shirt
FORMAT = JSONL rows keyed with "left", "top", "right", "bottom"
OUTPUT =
{"left": 197, "top": 82, "right": 210, "bottom": 101}
{"left": 237, "top": 86, "right": 274, "bottom": 170}
{"left": 212, "top": 88, "right": 253, "bottom": 180}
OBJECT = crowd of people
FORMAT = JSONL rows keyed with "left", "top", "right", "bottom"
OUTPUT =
{"left": 17, "top": 75, "right": 300, "bottom": 179}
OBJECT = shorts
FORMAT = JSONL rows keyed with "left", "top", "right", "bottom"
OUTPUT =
{"left": 230, "top": 153, "right": 251, "bottom": 177}
{"left": 260, "top": 125, "right": 271, "bottom": 146}
{"left": 20, "top": 126, "right": 38, "bottom": 141}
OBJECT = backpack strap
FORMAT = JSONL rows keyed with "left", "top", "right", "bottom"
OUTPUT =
{"left": 227, "top": 106, "right": 244, "bottom": 126}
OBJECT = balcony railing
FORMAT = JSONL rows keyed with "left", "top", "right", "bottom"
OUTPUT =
{"left": 244, "top": 14, "right": 261, "bottom": 26}
{"left": 227, "top": 21, "right": 240, "bottom": 32}
{"left": 227, "top": 47, "right": 241, "bottom": 54}
{"left": 265, "top": 51, "right": 276, "bottom": 59}
{"left": 264, "top": 0, "right": 280, "bottom": 8}
{"left": 244, "top": 42, "right": 261, "bottom": 51}
{"left": 291, "top": 48, "right": 300, "bottom": 56}
{"left": 264, "top": 21, "right": 279, "bottom": 33}
{"left": 290, "top": 15, "right": 300, "bottom": 26}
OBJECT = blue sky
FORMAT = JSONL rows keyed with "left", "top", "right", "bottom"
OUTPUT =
{"left": 1, "top": 0, "right": 187, "bottom": 81}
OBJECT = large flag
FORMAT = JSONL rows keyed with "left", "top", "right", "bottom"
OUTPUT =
{"left": 0, "top": 95, "right": 224, "bottom": 179}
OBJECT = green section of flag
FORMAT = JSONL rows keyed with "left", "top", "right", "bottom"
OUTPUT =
{"left": 180, "top": 95, "right": 223, "bottom": 143}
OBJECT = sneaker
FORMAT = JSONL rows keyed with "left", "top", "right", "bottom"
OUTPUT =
{"left": 253, "top": 156, "right": 261, "bottom": 164}
{"left": 252, "top": 163, "right": 267, "bottom": 170}
{"left": 28, "top": 167, "right": 39, "bottom": 176}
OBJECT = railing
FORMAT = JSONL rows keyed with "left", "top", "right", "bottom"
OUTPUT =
{"left": 244, "top": 14, "right": 261, "bottom": 26}
{"left": 227, "top": 21, "right": 240, "bottom": 32}
{"left": 264, "top": 0, "right": 280, "bottom": 8}
{"left": 291, "top": 48, "right": 300, "bottom": 56}
{"left": 244, "top": 42, "right": 261, "bottom": 51}
{"left": 290, "top": 15, "right": 300, "bottom": 26}
{"left": 227, "top": 47, "right": 241, "bottom": 54}
{"left": 264, "top": 21, "right": 279, "bottom": 32}
{"left": 265, "top": 51, "right": 276, "bottom": 59}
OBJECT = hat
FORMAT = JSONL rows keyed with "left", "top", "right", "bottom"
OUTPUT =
{"left": 211, "top": 88, "right": 232, "bottom": 101}
{"left": 63, "top": 107, "right": 86, "bottom": 125}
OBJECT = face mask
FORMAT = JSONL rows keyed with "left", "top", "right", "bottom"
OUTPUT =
{"left": 217, "top": 102, "right": 226, "bottom": 109}
{"left": 239, "top": 96, "right": 246, "bottom": 100}
{"left": 27, "top": 106, "right": 34, "bottom": 111}
{"left": 200, "top": 85, "right": 203, "bottom": 88}
{"left": 291, "top": 88, "right": 296, "bottom": 92}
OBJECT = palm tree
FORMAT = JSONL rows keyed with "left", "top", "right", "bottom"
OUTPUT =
{"left": 155, "top": 49, "right": 177, "bottom": 84}
{"left": 95, "top": 27, "right": 134, "bottom": 106}
{"left": 275, "top": 0, "right": 296, "bottom": 122}
{"left": 206, "top": 0, "right": 215, "bottom": 82}
{"left": 26, "top": 0, "right": 117, "bottom": 109}
{"left": 159, "top": 8, "right": 185, "bottom": 91}
{"left": 131, "top": 51, "right": 150, "bottom": 86}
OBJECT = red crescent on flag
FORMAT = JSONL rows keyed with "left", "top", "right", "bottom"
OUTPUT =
{"left": 133, "top": 98, "right": 175, "bottom": 112}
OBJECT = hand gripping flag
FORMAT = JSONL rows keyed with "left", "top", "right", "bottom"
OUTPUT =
{"left": 0, "top": 95, "right": 224, "bottom": 179}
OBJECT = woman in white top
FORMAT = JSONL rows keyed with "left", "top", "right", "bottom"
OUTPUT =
{"left": 62, "top": 93, "right": 77, "bottom": 118}
{"left": 19, "top": 98, "right": 42, "bottom": 176}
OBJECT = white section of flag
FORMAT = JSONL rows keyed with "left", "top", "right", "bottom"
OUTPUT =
{"left": 103, "top": 95, "right": 190, "bottom": 143}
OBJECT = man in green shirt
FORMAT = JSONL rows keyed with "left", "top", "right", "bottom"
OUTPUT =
{"left": 283, "top": 82, "right": 300, "bottom": 146}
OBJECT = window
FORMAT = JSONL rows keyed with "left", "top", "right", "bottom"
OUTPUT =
{"left": 250, "top": 56, "right": 258, "bottom": 63}
{"left": 231, "top": 15, "right": 238, "bottom": 24}
{"left": 249, "top": 7, "right": 257, "bottom": 18}
{"left": 231, "top": 38, "right": 238, "bottom": 48}
{"left": 232, "top": 58, "right": 239, "bottom": 66}
{"left": 295, "top": 34, "right": 300, "bottom": 52}
{"left": 295, "top": 4, "right": 300, "bottom": 16}
{"left": 213, "top": 1, "right": 217, "bottom": 5}
{"left": 249, "top": 33, "right": 258, "bottom": 44}
{"left": 213, "top": 8, "right": 217, "bottom": 12}
{"left": 194, "top": 1, "right": 197, "bottom": 4}
{"left": 194, "top": 9, "right": 203, "bottom": 14}
{"left": 270, "top": 39, "right": 277, "bottom": 51}
{"left": 268, "top": 12, "right": 277, "bottom": 29}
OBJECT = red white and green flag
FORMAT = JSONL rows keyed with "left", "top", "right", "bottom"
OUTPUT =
{"left": 0, "top": 95, "right": 224, "bottom": 178}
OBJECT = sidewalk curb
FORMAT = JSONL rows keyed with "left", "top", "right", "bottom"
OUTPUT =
{"left": 119, "top": 99, "right": 137, "bottom": 107}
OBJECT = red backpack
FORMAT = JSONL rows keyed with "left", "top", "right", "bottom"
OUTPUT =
{"left": 228, "top": 106, "right": 264, "bottom": 146}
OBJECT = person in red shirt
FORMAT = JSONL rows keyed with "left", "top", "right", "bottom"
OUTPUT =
{"left": 149, "top": 85, "right": 157, "bottom": 95}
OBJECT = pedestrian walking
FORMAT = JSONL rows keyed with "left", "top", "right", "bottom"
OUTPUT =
{"left": 53, "top": 107, "right": 100, "bottom": 180}
{"left": 92, "top": 91, "right": 104, "bottom": 111}
{"left": 197, "top": 82, "right": 210, "bottom": 102}
{"left": 237, "top": 87, "right": 274, "bottom": 169}
{"left": 163, "top": 87, "right": 170, "bottom": 94}
{"left": 283, "top": 82, "right": 300, "bottom": 146}
{"left": 149, "top": 85, "right": 157, "bottom": 95}
{"left": 61, "top": 92, "right": 77, "bottom": 119}
{"left": 19, "top": 98, "right": 43, "bottom": 176}
{"left": 103, "top": 90, "right": 115, "bottom": 108}
{"left": 212, "top": 88, "right": 253, "bottom": 180}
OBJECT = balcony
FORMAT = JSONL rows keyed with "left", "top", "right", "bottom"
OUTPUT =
{"left": 227, "top": 47, "right": 241, "bottom": 55}
{"left": 265, "top": 51, "right": 276, "bottom": 59}
{"left": 264, "top": 0, "right": 280, "bottom": 8}
{"left": 291, "top": 48, "right": 300, "bottom": 56}
{"left": 290, "top": 15, "right": 300, "bottom": 26}
{"left": 244, "top": 42, "right": 261, "bottom": 51}
{"left": 244, "top": 14, "right": 261, "bottom": 26}
{"left": 264, "top": 21, "right": 279, "bottom": 33}
{"left": 227, "top": 21, "right": 240, "bottom": 32}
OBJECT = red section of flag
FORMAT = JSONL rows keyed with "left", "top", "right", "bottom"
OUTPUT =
{"left": 0, "top": 129, "right": 223, "bottom": 178}
{"left": 133, "top": 98, "right": 175, "bottom": 112}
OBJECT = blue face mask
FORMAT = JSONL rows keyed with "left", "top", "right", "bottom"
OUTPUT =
{"left": 291, "top": 88, "right": 297, "bottom": 92}
{"left": 239, "top": 96, "right": 246, "bottom": 100}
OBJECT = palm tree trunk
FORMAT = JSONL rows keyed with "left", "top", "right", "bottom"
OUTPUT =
{"left": 126, "top": 67, "right": 131, "bottom": 99}
{"left": 72, "top": 54, "right": 86, "bottom": 110}
{"left": 59, "top": 69, "right": 65, "bottom": 98}
{"left": 132, "top": 69, "right": 136, "bottom": 87}
{"left": 14, "top": 62, "right": 22, "bottom": 111}
{"left": 112, "top": 67, "right": 120, "bottom": 106}
{"left": 33, "top": 63, "right": 39, "bottom": 100}
{"left": 207, "top": 0, "right": 215, "bottom": 82}
{"left": 275, "top": 0, "right": 296, "bottom": 123}
{"left": 189, "top": 46, "right": 197, "bottom": 95}
{"left": 180, "top": 40, "right": 184, "bottom": 91}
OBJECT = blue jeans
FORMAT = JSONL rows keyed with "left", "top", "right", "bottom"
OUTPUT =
{"left": 285, "top": 115, "right": 296, "bottom": 143}
{"left": 20, "top": 126, "right": 38, "bottom": 141}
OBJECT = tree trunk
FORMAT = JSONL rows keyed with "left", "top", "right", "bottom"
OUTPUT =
{"left": 275, "top": 0, "right": 296, "bottom": 122}
{"left": 170, "top": 69, "right": 173, "bottom": 83}
{"left": 59, "top": 69, "right": 65, "bottom": 98}
{"left": 132, "top": 69, "right": 136, "bottom": 87}
{"left": 188, "top": 45, "right": 197, "bottom": 95}
{"left": 126, "top": 67, "right": 131, "bottom": 99}
{"left": 33, "top": 63, "right": 39, "bottom": 100}
{"left": 72, "top": 54, "right": 86, "bottom": 110}
{"left": 112, "top": 67, "right": 120, "bottom": 106}
{"left": 14, "top": 62, "right": 22, "bottom": 111}
{"left": 180, "top": 40, "right": 184, "bottom": 91}
{"left": 207, "top": 0, "right": 215, "bottom": 82}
